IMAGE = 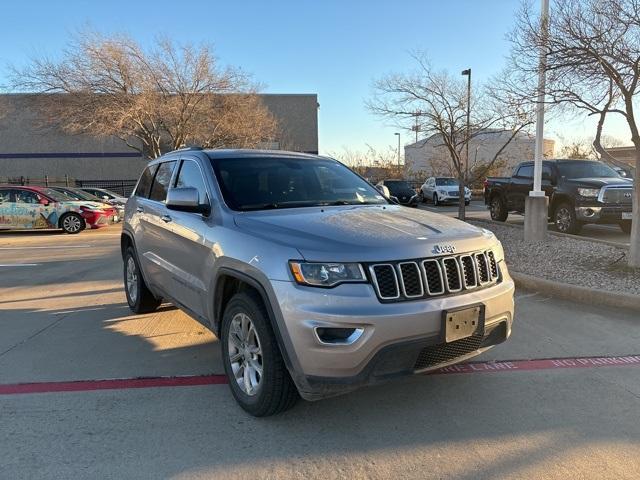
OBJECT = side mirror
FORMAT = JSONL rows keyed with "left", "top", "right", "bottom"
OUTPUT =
{"left": 376, "top": 185, "right": 391, "bottom": 198}
{"left": 102, "top": 195, "right": 110, "bottom": 200}
{"left": 166, "top": 187, "right": 209, "bottom": 215}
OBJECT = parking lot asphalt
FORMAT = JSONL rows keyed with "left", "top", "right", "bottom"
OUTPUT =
{"left": 1, "top": 226, "right": 640, "bottom": 479}
{"left": 418, "top": 200, "right": 631, "bottom": 244}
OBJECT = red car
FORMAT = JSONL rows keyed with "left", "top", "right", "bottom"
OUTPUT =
{"left": 0, "top": 185, "right": 117, "bottom": 234}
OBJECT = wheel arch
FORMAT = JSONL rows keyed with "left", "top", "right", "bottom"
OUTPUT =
{"left": 549, "top": 194, "right": 574, "bottom": 217}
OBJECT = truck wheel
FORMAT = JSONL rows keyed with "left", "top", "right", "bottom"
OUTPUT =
{"left": 123, "top": 247, "right": 161, "bottom": 314}
{"left": 221, "top": 291, "right": 299, "bottom": 417}
{"left": 554, "top": 203, "right": 582, "bottom": 234}
{"left": 60, "top": 213, "right": 85, "bottom": 234}
{"left": 433, "top": 194, "right": 440, "bottom": 206}
{"left": 620, "top": 221, "right": 631, "bottom": 234}
{"left": 489, "top": 196, "right": 508, "bottom": 221}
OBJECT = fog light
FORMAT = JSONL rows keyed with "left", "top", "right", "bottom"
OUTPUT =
{"left": 315, "top": 327, "right": 364, "bottom": 345}
{"left": 585, "top": 208, "right": 595, "bottom": 217}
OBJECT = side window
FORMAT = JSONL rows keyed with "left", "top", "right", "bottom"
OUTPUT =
{"left": 134, "top": 164, "right": 159, "bottom": 198}
{"left": 516, "top": 165, "right": 534, "bottom": 179}
{"left": 542, "top": 165, "right": 553, "bottom": 179}
{"left": 0, "top": 189, "right": 11, "bottom": 203}
{"left": 174, "top": 160, "right": 208, "bottom": 205}
{"left": 149, "top": 161, "right": 176, "bottom": 202}
{"left": 14, "top": 189, "right": 40, "bottom": 204}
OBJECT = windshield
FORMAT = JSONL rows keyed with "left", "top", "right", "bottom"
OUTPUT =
{"left": 436, "top": 178, "right": 459, "bottom": 186}
{"left": 58, "top": 189, "right": 102, "bottom": 202}
{"left": 39, "top": 188, "right": 77, "bottom": 202}
{"left": 211, "top": 156, "right": 388, "bottom": 211}
{"left": 384, "top": 180, "right": 414, "bottom": 194}
{"left": 557, "top": 161, "right": 620, "bottom": 178}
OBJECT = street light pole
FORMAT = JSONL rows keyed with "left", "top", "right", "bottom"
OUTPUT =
{"left": 461, "top": 68, "right": 471, "bottom": 221}
{"left": 524, "top": 0, "right": 550, "bottom": 242}
{"left": 394, "top": 132, "right": 401, "bottom": 175}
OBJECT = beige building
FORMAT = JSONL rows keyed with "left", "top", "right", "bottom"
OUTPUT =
{"left": 404, "top": 130, "right": 555, "bottom": 180}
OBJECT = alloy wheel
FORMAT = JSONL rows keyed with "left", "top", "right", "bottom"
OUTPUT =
{"left": 63, "top": 215, "right": 82, "bottom": 233}
{"left": 228, "top": 312, "right": 263, "bottom": 396}
{"left": 126, "top": 256, "right": 138, "bottom": 304}
{"left": 556, "top": 207, "right": 571, "bottom": 232}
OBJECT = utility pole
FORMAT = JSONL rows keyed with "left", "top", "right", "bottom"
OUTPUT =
{"left": 461, "top": 68, "right": 471, "bottom": 221}
{"left": 394, "top": 132, "right": 401, "bottom": 176}
{"left": 524, "top": 0, "right": 550, "bottom": 242}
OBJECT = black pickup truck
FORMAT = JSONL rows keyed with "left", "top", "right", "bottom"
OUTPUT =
{"left": 484, "top": 159, "right": 634, "bottom": 234}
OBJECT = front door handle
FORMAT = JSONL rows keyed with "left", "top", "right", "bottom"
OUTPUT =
{"left": 161, "top": 215, "right": 172, "bottom": 223}
{"left": 136, "top": 206, "right": 144, "bottom": 213}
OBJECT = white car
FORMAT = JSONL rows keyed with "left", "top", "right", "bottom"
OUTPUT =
{"left": 421, "top": 177, "right": 471, "bottom": 206}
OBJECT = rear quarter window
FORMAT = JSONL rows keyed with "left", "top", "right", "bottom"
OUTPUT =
{"left": 148, "top": 161, "right": 177, "bottom": 202}
{"left": 134, "top": 164, "right": 159, "bottom": 198}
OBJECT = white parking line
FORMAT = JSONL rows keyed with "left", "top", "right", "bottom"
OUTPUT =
{"left": 0, "top": 263, "right": 40, "bottom": 267}
{"left": 0, "top": 245, "right": 93, "bottom": 250}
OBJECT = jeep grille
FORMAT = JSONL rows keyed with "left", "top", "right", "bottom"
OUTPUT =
{"left": 368, "top": 249, "right": 499, "bottom": 302}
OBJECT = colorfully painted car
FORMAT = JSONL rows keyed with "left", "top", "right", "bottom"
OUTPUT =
{"left": 49, "top": 186, "right": 122, "bottom": 222}
{"left": 0, "top": 186, "right": 115, "bottom": 233}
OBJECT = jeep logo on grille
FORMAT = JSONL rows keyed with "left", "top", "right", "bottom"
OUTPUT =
{"left": 433, "top": 244, "right": 456, "bottom": 254}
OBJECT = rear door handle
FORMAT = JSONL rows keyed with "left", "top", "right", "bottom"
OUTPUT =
{"left": 136, "top": 206, "right": 144, "bottom": 213}
{"left": 161, "top": 215, "right": 172, "bottom": 223}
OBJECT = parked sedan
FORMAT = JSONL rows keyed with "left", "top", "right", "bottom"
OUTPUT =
{"left": 421, "top": 177, "right": 471, "bottom": 206}
{"left": 79, "top": 187, "right": 128, "bottom": 204}
{"left": 49, "top": 186, "right": 122, "bottom": 222}
{"left": 375, "top": 179, "right": 419, "bottom": 207}
{"left": 0, "top": 186, "right": 114, "bottom": 233}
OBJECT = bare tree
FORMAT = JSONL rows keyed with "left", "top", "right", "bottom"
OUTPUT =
{"left": 367, "top": 54, "right": 534, "bottom": 220}
{"left": 509, "top": 0, "right": 640, "bottom": 267}
{"left": 331, "top": 145, "right": 405, "bottom": 181}
{"left": 10, "top": 31, "right": 278, "bottom": 159}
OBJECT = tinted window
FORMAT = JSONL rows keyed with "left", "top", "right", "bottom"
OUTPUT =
{"left": 435, "top": 178, "right": 459, "bottom": 186}
{"left": 211, "top": 156, "right": 387, "bottom": 211}
{"left": 517, "top": 165, "right": 534, "bottom": 178}
{"left": 14, "top": 189, "right": 40, "bottom": 204}
{"left": 557, "top": 161, "right": 619, "bottom": 178}
{"left": 149, "top": 161, "right": 176, "bottom": 202}
{"left": 174, "top": 160, "right": 208, "bottom": 204}
{"left": 134, "top": 164, "right": 159, "bottom": 198}
{"left": 0, "top": 189, "right": 11, "bottom": 202}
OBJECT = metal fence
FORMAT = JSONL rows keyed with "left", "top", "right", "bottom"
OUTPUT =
{"left": 1, "top": 177, "right": 138, "bottom": 197}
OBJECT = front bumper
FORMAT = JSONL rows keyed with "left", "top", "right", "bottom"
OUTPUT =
{"left": 439, "top": 193, "right": 472, "bottom": 203}
{"left": 271, "top": 266, "right": 514, "bottom": 400}
{"left": 575, "top": 204, "right": 632, "bottom": 223}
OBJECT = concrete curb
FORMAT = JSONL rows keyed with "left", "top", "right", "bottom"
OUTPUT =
{"left": 468, "top": 217, "right": 629, "bottom": 249}
{"left": 510, "top": 271, "right": 640, "bottom": 312}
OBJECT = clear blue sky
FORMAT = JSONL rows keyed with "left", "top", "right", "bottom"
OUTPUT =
{"left": 0, "top": 0, "right": 628, "bottom": 154}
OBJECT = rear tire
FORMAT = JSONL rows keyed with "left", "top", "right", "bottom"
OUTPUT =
{"left": 553, "top": 203, "right": 582, "bottom": 234}
{"left": 489, "top": 196, "right": 508, "bottom": 222}
{"left": 60, "top": 213, "right": 85, "bottom": 234}
{"left": 123, "top": 247, "right": 161, "bottom": 314}
{"left": 620, "top": 221, "right": 631, "bottom": 234}
{"left": 221, "top": 291, "right": 299, "bottom": 416}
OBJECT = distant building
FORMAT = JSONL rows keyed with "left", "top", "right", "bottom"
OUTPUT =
{"left": 404, "top": 130, "right": 555, "bottom": 180}
{"left": 604, "top": 146, "right": 637, "bottom": 176}
{"left": 0, "top": 93, "right": 318, "bottom": 181}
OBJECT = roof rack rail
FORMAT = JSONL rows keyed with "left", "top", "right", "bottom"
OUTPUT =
{"left": 176, "top": 145, "right": 203, "bottom": 151}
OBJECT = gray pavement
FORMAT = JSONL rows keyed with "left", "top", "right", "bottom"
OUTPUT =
{"left": 1, "top": 225, "right": 639, "bottom": 479}
{"left": 417, "top": 200, "right": 631, "bottom": 244}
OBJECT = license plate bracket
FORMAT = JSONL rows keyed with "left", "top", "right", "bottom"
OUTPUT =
{"left": 443, "top": 305, "right": 484, "bottom": 343}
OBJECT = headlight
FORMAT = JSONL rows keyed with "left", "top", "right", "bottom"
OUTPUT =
{"left": 577, "top": 188, "right": 600, "bottom": 197}
{"left": 289, "top": 262, "right": 366, "bottom": 287}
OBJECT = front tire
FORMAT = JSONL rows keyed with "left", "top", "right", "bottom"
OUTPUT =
{"left": 123, "top": 247, "right": 161, "bottom": 314}
{"left": 489, "top": 196, "right": 508, "bottom": 221}
{"left": 433, "top": 194, "right": 440, "bottom": 206}
{"left": 554, "top": 203, "right": 582, "bottom": 234}
{"left": 60, "top": 213, "right": 85, "bottom": 234}
{"left": 221, "top": 291, "right": 299, "bottom": 416}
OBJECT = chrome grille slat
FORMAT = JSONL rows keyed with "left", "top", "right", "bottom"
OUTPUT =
{"left": 370, "top": 249, "right": 499, "bottom": 302}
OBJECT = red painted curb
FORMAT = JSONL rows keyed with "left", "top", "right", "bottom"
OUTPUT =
{"left": 1, "top": 354, "right": 639, "bottom": 396}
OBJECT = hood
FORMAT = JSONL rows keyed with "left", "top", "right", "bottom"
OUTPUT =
{"left": 566, "top": 177, "right": 633, "bottom": 188}
{"left": 234, "top": 205, "right": 495, "bottom": 262}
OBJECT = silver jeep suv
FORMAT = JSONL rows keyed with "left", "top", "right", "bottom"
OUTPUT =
{"left": 121, "top": 148, "right": 515, "bottom": 416}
